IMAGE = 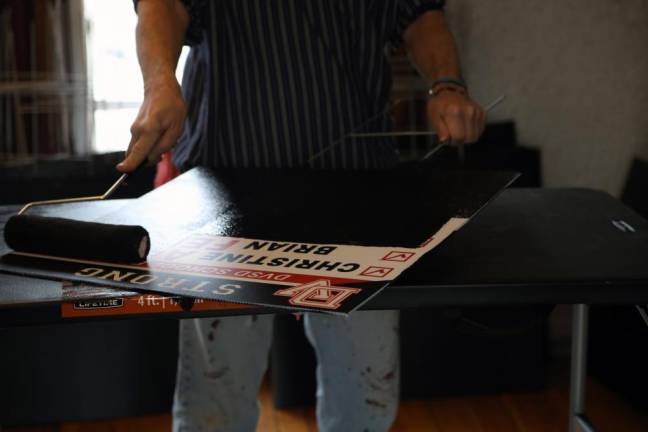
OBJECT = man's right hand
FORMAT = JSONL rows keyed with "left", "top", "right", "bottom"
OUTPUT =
{"left": 118, "top": 0, "right": 189, "bottom": 173}
{"left": 117, "top": 74, "right": 187, "bottom": 172}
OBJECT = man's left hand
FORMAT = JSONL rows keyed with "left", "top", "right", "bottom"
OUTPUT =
{"left": 427, "top": 89, "right": 486, "bottom": 146}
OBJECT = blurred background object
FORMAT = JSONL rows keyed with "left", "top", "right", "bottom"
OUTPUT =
{"left": 0, "top": 0, "right": 89, "bottom": 161}
{"left": 0, "top": 0, "right": 187, "bottom": 163}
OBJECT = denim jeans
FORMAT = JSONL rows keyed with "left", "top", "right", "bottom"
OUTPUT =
{"left": 173, "top": 310, "right": 399, "bottom": 432}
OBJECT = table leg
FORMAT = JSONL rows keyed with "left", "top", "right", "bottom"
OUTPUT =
{"left": 569, "top": 304, "right": 596, "bottom": 432}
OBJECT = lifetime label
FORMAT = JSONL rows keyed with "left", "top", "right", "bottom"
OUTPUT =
{"left": 74, "top": 298, "right": 124, "bottom": 310}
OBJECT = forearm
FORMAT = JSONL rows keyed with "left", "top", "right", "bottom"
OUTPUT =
{"left": 403, "top": 10, "right": 462, "bottom": 84}
{"left": 135, "top": 0, "right": 189, "bottom": 90}
{"left": 118, "top": 0, "right": 189, "bottom": 172}
{"left": 404, "top": 10, "right": 485, "bottom": 145}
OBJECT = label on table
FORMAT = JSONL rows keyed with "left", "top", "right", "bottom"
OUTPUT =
{"left": 61, "top": 293, "right": 252, "bottom": 318}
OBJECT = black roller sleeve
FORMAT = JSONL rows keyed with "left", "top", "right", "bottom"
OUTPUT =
{"left": 4, "top": 215, "right": 150, "bottom": 263}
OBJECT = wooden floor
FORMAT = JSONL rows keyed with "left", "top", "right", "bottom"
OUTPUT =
{"left": 7, "top": 366, "right": 648, "bottom": 432}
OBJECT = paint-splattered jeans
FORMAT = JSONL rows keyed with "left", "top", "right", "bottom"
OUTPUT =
{"left": 173, "top": 310, "right": 399, "bottom": 432}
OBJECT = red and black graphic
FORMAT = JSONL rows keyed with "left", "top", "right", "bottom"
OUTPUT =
{"left": 360, "top": 266, "right": 394, "bottom": 278}
{"left": 382, "top": 251, "right": 415, "bottom": 262}
{"left": 274, "top": 280, "right": 362, "bottom": 310}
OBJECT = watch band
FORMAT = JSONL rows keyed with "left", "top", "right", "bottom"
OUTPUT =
{"left": 430, "top": 76, "right": 467, "bottom": 90}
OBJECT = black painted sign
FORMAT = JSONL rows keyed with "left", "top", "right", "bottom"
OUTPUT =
{"left": 0, "top": 168, "right": 517, "bottom": 314}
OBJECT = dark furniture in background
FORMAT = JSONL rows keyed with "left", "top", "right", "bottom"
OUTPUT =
{"left": 589, "top": 158, "right": 648, "bottom": 412}
{"left": 0, "top": 154, "right": 177, "bottom": 425}
{"left": 0, "top": 320, "right": 178, "bottom": 425}
{"left": 271, "top": 121, "right": 550, "bottom": 408}
{"left": 0, "top": 153, "right": 155, "bottom": 204}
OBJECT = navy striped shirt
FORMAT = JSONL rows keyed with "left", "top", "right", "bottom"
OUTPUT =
{"left": 136, "top": 0, "right": 445, "bottom": 170}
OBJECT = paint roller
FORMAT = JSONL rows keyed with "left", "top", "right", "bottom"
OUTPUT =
{"left": 3, "top": 169, "right": 150, "bottom": 264}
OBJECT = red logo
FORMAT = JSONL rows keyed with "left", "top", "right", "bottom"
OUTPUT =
{"left": 360, "top": 266, "right": 394, "bottom": 278}
{"left": 274, "top": 280, "right": 361, "bottom": 310}
{"left": 382, "top": 251, "right": 415, "bottom": 262}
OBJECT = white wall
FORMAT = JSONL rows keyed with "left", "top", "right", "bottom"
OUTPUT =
{"left": 446, "top": 0, "right": 648, "bottom": 195}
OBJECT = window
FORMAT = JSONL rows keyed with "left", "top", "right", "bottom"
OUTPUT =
{"left": 84, "top": 0, "right": 188, "bottom": 153}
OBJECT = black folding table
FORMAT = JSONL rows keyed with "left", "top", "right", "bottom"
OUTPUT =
{"left": 2, "top": 182, "right": 648, "bottom": 432}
